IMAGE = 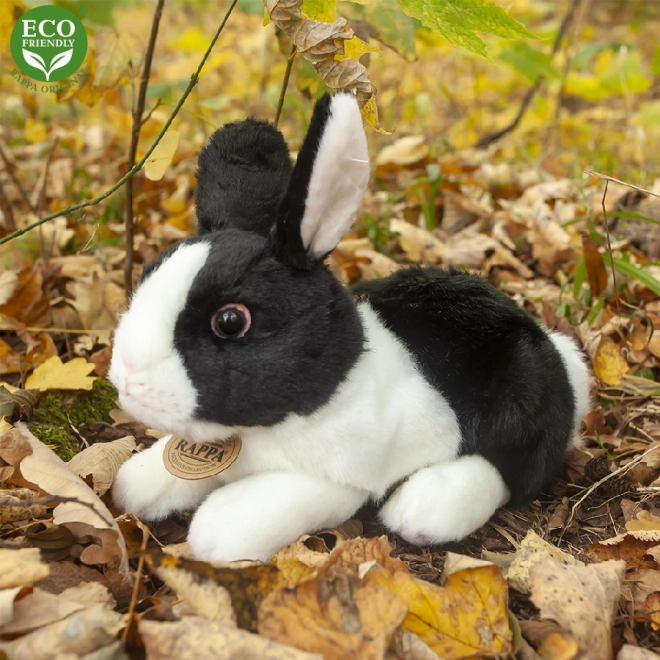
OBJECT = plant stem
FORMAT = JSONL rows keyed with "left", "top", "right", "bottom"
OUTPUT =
{"left": 274, "top": 45, "right": 297, "bottom": 129}
{"left": 124, "top": 0, "right": 165, "bottom": 294}
{"left": 0, "top": 0, "right": 239, "bottom": 248}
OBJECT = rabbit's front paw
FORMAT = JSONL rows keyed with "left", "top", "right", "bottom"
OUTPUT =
{"left": 187, "top": 471, "right": 368, "bottom": 562}
{"left": 112, "top": 435, "right": 221, "bottom": 520}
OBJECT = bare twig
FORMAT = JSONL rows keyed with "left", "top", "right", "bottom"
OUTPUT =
{"left": 0, "top": 181, "right": 16, "bottom": 231}
{"left": 33, "top": 138, "right": 60, "bottom": 212}
{"left": 0, "top": 142, "right": 36, "bottom": 212}
{"left": 0, "top": 494, "right": 116, "bottom": 528}
{"left": 122, "top": 525, "right": 150, "bottom": 643}
{"left": 475, "top": 0, "right": 581, "bottom": 148}
{"left": 564, "top": 443, "right": 660, "bottom": 533}
{"left": 274, "top": 45, "right": 297, "bottom": 129}
{"left": 140, "top": 98, "right": 162, "bottom": 127}
{"left": 584, "top": 169, "right": 660, "bottom": 199}
{"left": 124, "top": 0, "right": 165, "bottom": 295}
{"left": 600, "top": 180, "right": 619, "bottom": 311}
{"left": 0, "top": 0, "right": 239, "bottom": 248}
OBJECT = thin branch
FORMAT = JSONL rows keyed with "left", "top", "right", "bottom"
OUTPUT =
{"left": 121, "top": 525, "right": 150, "bottom": 643}
{"left": 584, "top": 169, "right": 660, "bottom": 200}
{"left": 0, "top": 181, "right": 16, "bottom": 231}
{"left": 140, "top": 98, "right": 162, "bottom": 127}
{"left": 0, "top": 0, "right": 239, "bottom": 248}
{"left": 125, "top": 0, "right": 166, "bottom": 295}
{"left": 475, "top": 0, "right": 581, "bottom": 148}
{"left": 563, "top": 443, "right": 660, "bottom": 534}
{"left": 0, "top": 495, "right": 116, "bottom": 529}
{"left": 600, "top": 180, "right": 619, "bottom": 312}
{"left": 33, "top": 137, "right": 60, "bottom": 212}
{"left": 0, "top": 142, "right": 36, "bottom": 212}
{"left": 274, "top": 45, "right": 297, "bottom": 129}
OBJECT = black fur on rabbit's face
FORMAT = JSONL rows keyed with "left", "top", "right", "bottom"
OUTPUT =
{"left": 109, "top": 94, "right": 370, "bottom": 439}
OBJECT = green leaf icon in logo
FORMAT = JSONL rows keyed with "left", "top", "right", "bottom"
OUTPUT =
{"left": 22, "top": 48, "right": 74, "bottom": 82}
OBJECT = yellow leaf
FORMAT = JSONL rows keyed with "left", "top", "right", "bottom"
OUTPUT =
{"left": 593, "top": 337, "right": 629, "bottom": 386}
{"left": 336, "top": 36, "right": 381, "bottom": 62}
{"left": 369, "top": 564, "right": 512, "bottom": 658}
{"left": 25, "top": 119, "right": 47, "bottom": 144}
{"left": 144, "top": 131, "right": 180, "bottom": 181}
{"left": 25, "top": 356, "right": 96, "bottom": 392}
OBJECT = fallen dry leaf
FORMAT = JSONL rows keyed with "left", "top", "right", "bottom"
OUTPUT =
{"left": 149, "top": 557, "right": 237, "bottom": 626}
{"left": 584, "top": 534, "right": 659, "bottom": 570}
{"left": 593, "top": 337, "right": 630, "bottom": 386}
{"left": 24, "top": 355, "right": 97, "bottom": 391}
{"left": 0, "top": 548, "right": 50, "bottom": 590}
{"left": 0, "top": 603, "right": 124, "bottom": 660}
{"left": 390, "top": 218, "right": 446, "bottom": 264}
{"left": 67, "top": 435, "right": 137, "bottom": 496}
{"left": 0, "top": 586, "right": 86, "bottom": 635}
{"left": 483, "top": 530, "right": 583, "bottom": 594}
{"left": 616, "top": 645, "right": 660, "bottom": 660}
{"left": 259, "top": 556, "right": 407, "bottom": 660}
{"left": 146, "top": 551, "right": 280, "bottom": 632}
{"left": 582, "top": 234, "right": 609, "bottom": 297}
{"left": 0, "top": 425, "right": 129, "bottom": 577}
{"left": 370, "top": 562, "right": 512, "bottom": 658}
{"left": 140, "top": 616, "right": 321, "bottom": 660}
{"left": 529, "top": 557, "right": 626, "bottom": 660}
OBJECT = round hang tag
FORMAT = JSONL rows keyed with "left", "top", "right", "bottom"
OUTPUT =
{"left": 163, "top": 434, "right": 241, "bottom": 480}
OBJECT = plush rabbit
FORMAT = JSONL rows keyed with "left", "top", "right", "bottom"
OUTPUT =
{"left": 110, "top": 93, "right": 590, "bottom": 562}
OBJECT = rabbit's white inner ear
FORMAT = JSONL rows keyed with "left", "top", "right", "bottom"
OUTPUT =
{"left": 300, "top": 94, "right": 370, "bottom": 259}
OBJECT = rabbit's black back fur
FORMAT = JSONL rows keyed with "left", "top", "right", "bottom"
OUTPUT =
{"left": 352, "top": 267, "right": 575, "bottom": 505}
{"left": 195, "top": 118, "right": 293, "bottom": 236}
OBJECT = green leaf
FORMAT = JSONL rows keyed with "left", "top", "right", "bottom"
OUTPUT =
{"left": 573, "top": 257, "right": 586, "bottom": 299}
{"left": 652, "top": 45, "right": 660, "bottom": 76}
{"left": 394, "top": 0, "right": 534, "bottom": 60}
{"left": 611, "top": 256, "right": 660, "bottom": 297}
{"left": 301, "top": 0, "right": 337, "bottom": 22}
{"left": 498, "top": 41, "right": 560, "bottom": 82}
{"left": 366, "top": 0, "right": 417, "bottom": 61}
{"left": 238, "top": 0, "right": 266, "bottom": 15}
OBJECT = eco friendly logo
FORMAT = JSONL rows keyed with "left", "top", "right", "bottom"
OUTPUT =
{"left": 10, "top": 6, "right": 87, "bottom": 83}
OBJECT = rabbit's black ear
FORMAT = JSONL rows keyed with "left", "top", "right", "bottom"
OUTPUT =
{"left": 195, "top": 118, "right": 292, "bottom": 237}
{"left": 274, "top": 93, "right": 370, "bottom": 268}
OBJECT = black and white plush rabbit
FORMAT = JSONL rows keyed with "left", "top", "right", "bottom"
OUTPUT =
{"left": 110, "top": 93, "right": 590, "bottom": 562}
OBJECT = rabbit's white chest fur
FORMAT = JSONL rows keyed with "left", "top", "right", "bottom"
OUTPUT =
{"left": 220, "top": 302, "right": 461, "bottom": 495}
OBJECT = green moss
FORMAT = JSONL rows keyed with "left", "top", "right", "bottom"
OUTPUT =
{"left": 29, "top": 380, "right": 118, "bottom": 461}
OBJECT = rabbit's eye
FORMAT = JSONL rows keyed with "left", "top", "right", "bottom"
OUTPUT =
{"left": 211, "top": 304, "right": 251, "bottom": 339}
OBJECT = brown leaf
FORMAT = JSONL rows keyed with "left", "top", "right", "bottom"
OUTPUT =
{"left": 24, "top": 522, "right": 75, "bottom": 562}
{"left": 139, "top": 617, "right": 321, "bottom": 660}
{"left": 0, "top": 604, "right": 124, "bottom": 658}
{"left": 0, "top": 266, "right": 50, "bottom": 329}
{"left": 529, "top": 557, "right": 626, "bottom": 660}
{"left": 336, "top": 536, "right": 409, "bottom": 576}
{"left": 584, "top": 535, "right": 659, "bottom": 570}
{"left": 0, "top": 587, "right": 86, "bottom": 635}
{"left": 259, "top": 556, "right": 407, "bottom": 660}
{"left": 0, "top": 548, "right": 50, "bottom": 590}
{"left": 146, "top": 551, "right": 280, "bottom": 632}
{"left": 67, "top": 435, "right": 136, "bottom": 496}
{"left": 582, "top": 235, "right": 609, "bottom": 297}
{"left": 390, "top": 219, "right": 446, "bottom": 264}
{"left": 0, "top": 425, "right": 129, "bottom": 577}
{"left": 263, "top": 0, "right": 381, "bottom": 130}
